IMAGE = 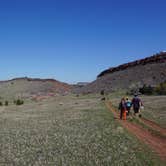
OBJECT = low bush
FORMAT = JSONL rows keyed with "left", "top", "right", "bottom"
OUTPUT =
{"left": 139, "top": 84, "right": 155, "bottom": 95}
{"left": 128, "top": 82, "right": 166, "bottom": 95}
{"left": 15, "top": 99, "right": 24, "bottom": 105}
{"left": 100, "top": 90, "right": 105, "bottom": 96}
{"left": 155, "top": 82, "right": 166, "bottom": 95}
{"left": 5, "top": 101, "right": 9, "bottom": 106}
{"left": 0, "top": 101, "right": 3, "bottom": 106}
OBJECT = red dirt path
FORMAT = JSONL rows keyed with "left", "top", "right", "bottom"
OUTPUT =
{"left": 140, "top": 117, "right": 166, "bottom": 136}
{"left": 106, "top": 102, "right": 166, "bottom": 161}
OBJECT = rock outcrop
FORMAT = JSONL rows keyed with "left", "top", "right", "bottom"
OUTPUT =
{"left": 98, "top": 52, "right": 166, "bottom": 78}
{"left": 74, "top": 52, "right": 166, "bottom": 94}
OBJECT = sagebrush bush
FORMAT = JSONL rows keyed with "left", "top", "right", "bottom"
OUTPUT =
{"left": 139, "top": 84, "right": 154, "bottom": 95}
{"left": 5, "top": 101, "right": 9, "bottom": 106}
{"left": 137, "top": 82, "right": 166, "bottom": 95}
{"left": 100, "top": 90, "right": 105, "bottom": 96}
{"left": 0, "top": 101, "right": 3, "bottom": 106}
{"left": 15, "top": 99, "right": 24, "bottom": 105}
{"left": 155, "top": 82, "right": 166, "bottom": 95}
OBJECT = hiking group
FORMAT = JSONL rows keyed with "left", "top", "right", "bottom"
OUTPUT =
{"left": 118, "top": 94, "right": 143, "bottom": 120}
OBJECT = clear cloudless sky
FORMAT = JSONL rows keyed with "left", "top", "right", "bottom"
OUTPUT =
{"left": 0, "top": 0, "right": 166, "bottom": 83}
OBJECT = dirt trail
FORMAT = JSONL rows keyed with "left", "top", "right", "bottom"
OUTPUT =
{"left": 140, "top": 117, "right": 166, "bottom": 136}
{"left": 106, "top": 101, "right": 166, "bottom": 161}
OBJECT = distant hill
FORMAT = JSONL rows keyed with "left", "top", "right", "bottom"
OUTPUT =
{"left": 74, "top": 52, "right": 166, "bottom": 94}
{"left": 0, "top": 77, "right": 71, "bottom": 99}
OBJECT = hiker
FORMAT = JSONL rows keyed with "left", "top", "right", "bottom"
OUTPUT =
{"left": 131, "top": 94, "right": 143, "bottom": 116}
{"left": 125, "top": 97, "right": 132, "bottom": 116}
{"left": 118, "top": 98, "right": 127, "bottom": 120}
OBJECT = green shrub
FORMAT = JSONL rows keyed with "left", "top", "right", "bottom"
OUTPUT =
{"left": 137, "top": 82, "right": 166, "bottom": 95}
{"left": 100, "top": 90, "right": 105, "bottom": 96}
{"left": 5, "top": 101, "right": 9, "bottom": 106}
{"left": 0, "top": 101, "right": 3, "bottom": 106}
{"left": 139, "top": 84, "right": 154, "bottom": 95}
{"left": 155, "top": 82, "right": 166, "bottom": 95}
{"left": 15, "top": 99, "right": 24, "bottom": 105}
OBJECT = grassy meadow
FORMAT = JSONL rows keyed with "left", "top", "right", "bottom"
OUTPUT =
{"left": 0, "top": 94, "right": 164, "bottom": 165}
{"left": 109, "top": 93, "right": 166, "bottom": 128}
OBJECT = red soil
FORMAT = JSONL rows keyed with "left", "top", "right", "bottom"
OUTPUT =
{"left": 140, "top": 117, "right": 166, "bottom": 136}
{"left": 106, "top": 102, "right": 166, "bottom": 161}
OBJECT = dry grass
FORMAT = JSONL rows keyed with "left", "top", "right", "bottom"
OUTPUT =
{"left": 0, "top": 95, "right": 164, "bottom": 165}
{"left": 109, "top": 94, "right": 166, "bottom": 128}
{"left": 140, "top": 96, "right": 166, "bottom": 127}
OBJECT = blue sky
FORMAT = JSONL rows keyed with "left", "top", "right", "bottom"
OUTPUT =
{"left": 0, "top": 0, "right": 165, "bottom": 83}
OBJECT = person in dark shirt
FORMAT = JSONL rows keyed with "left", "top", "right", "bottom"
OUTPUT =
{"left": 131, "top": 94, "right": 143, "bottom": 115}
{"left": 119, "top": 97, "right": 127, "bottom": 120}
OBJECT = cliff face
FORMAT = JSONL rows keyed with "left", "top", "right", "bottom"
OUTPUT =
{"left": 98, "top": 52, "right": 166, "bottom": 78}
{"left": 74, "top": 52, "right": 166, "bottom": 94}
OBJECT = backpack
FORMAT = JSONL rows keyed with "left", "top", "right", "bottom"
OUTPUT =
{"left": 126, "top": 102, "right": 131, "bottom": 107}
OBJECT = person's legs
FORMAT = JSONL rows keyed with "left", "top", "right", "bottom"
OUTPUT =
{"left": 134, "top": 108, "right": 139, "bottom": 116}
{"left": 123, "top": 110, "right": 126, "bottom": 120}
{"left": 120, "top": 110, "right": 123, "bottom": 119}
{"left": 128, "top": 109, "right": 130, "bottom": 115}
{"left": 126, "top": 108, "right": 130, "bottom": 116}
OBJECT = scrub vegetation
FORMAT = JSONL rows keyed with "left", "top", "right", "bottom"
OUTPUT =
{"left": 110, "top": 93, "right": 166, "bottom": 128}
{"left": 0, "top": 94, "right": 164, "bottom": 165}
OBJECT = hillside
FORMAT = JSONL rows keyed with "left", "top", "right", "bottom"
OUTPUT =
{"left": 74, "top": 52, "right": 166, "bottom": 93}
{"left": 0, "top": 77, "right": 71, "bottom": 99}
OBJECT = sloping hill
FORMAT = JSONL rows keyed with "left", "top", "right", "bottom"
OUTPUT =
{"left": 74, "top": 52, "right": 166, "bottom": 93}
{"left": 0, "top": 77, "right": 71, "bottom": 99}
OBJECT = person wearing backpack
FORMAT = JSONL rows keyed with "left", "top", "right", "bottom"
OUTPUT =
{"left": 118, "top": 97, "right": 127, "bottom": 120}
{"left": 131, "top": 94, "right": 143, "bottom": 116}
{"left": 125, "top": 97, "right": 132, "bottom": 116}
